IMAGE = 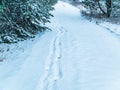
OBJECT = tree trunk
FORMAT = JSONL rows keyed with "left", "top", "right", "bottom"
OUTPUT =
{"left": 97, "top": 1, "right": 106, "bottom": 15}
{"left": 106, "top": 0, "right": 112, "bottom": 17}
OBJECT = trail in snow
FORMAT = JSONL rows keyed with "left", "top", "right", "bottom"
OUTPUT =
{"left": 1, "top": 1, "right": 120, "bottom": 90}
{"left": 37, "top": 26, "right": 66, "bottom": 90}
{"left": 52, "top": 2, "right": 120, "bottom": 90}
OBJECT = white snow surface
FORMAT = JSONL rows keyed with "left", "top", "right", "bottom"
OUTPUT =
{"left": 1, "top": 1, "right": 120, "bottom": 90}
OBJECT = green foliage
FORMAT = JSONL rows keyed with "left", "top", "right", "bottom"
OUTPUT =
{"left": 49, "top": 0, "right": 58, "bottom": 5}
{"left": 0, "top": 0, "right": 2, "bottom": 5}
{"left": 0, "top": 0, "right": 56, "bottom": 43}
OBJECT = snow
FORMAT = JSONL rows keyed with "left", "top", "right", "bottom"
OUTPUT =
{"left": 99, "top": 22, "right": 120, "bottom": 35}
{"left": 1, "top": 1, "right": 120, "bottom": 90}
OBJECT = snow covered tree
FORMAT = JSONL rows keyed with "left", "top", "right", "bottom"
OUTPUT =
{"left": 82, "top": 0, "right": 101, "bottom": 16}
{"left": 0, "top": 0, "right": 57, "bottom": 43}
{"left": 82, "top": 0, "right": 113, "bottom": 17}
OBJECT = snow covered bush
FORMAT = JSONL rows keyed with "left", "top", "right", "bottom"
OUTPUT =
{"left": 0, "top": 0, "right": 57, "bottom": 43}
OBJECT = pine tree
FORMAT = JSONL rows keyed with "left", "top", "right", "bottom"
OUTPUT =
{"left": 0, "top": 0, "right": 57, "bottom": 43}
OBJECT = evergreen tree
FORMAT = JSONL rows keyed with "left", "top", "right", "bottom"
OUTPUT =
{"left": 0, "top": 0, "right": 58, "bottom": 43}
{"left": 0, "top": 0, "right": 2, "bottom": 5}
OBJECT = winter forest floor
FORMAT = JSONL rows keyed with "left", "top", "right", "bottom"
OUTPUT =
{"left": 1, "top": 1, "right": 120, "bottom": 90}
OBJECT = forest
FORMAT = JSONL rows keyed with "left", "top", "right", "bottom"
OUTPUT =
{"left": 0, "top": 0, "right": 120, "bottom": 43}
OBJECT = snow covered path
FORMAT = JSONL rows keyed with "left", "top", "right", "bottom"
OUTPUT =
{"left": 1, "top": 1, "right": 120, "bottom": 90}
{"left": 51, "top": 2, "right": 120, "bottom": 90}
{"left": 36, "top": 27, "right": 66, "bottom": 90}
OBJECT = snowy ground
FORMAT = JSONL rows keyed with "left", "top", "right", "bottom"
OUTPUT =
{"left": 1, "top": 1, "right": 120, "bottom": 90}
